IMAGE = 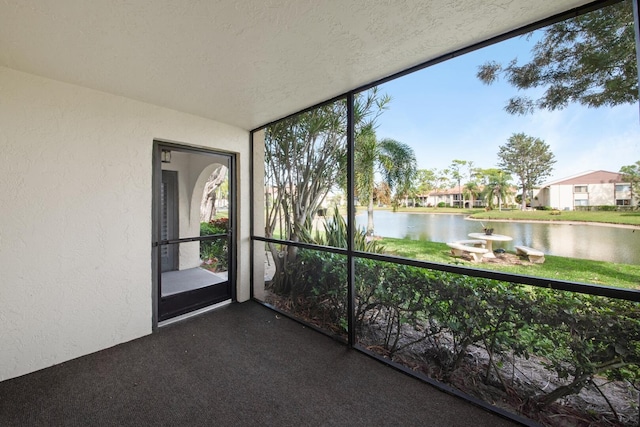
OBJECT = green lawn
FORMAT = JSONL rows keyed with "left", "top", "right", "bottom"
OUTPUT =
{"left": 381, "top": 237, "right": 640, "bottom": 290}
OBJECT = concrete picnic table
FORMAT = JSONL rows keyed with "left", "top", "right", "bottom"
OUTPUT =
{"left": 468, "top": 232, "right": 512, "bottom": 258}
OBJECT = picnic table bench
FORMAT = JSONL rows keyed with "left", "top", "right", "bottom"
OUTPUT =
{"left": 514, "top": 245, "right": 545, "bottom": 264}
{"left": 468, "top": 232, "right": 512, "bottom": 258}
{"left": 447, "top": 240, "right": 488, "bottom": 262}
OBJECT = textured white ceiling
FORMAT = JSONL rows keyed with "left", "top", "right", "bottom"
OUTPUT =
{"left": 0, "top": 0, "right": 592, "bottom": 130}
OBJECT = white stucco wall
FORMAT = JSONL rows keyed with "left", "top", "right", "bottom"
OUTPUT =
{"left": 548, "top": 185, "right": 575, "bottom": 211}
{"left": 0, "top": 66, "right": 250, "bottom": 381}
{"left": 588, "top": 183, "right": 614, "bottom": 206}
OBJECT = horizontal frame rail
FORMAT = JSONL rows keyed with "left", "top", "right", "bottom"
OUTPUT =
{"left": 253, "top": 236, "right": 640, "bottom": 302}
{"left": 155, "top": 234, "right": 229, "bottom": 246}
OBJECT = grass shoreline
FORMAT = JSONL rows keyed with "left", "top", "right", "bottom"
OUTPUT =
{"left": 465, "top": 216, "right": 640, "bottom": 229}
{"left": 381, "top": 206, "right": 640, "bottom": 227}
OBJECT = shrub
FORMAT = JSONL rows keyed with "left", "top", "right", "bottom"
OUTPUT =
{"left": 283, "top": 252, "right": 640, "bottom": 414}
{"left": 597, "top": 205, "right": 618, "bottom": 211}
{"left": 522, "top": 289, "right": 640, "bottom": 407}
{"left": 200, "top": 218, "right": 229, "bottom": 270}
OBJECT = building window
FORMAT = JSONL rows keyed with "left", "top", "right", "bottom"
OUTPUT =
{"left": 615, "top": 184, "right": 630, "bottom": 192}
{"left": 574, "top": 185, "right": 588, "bottom": 193}
{"left": 616, "top": 199, "right": 631, "bottom": 206}
{"left": 574, "top": 199, "right": 588, "bottom": 206}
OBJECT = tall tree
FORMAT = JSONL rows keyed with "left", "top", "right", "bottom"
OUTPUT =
{"left": 378, "top": 138, "right": 417, "bottom": 207}
{"left": 466, "top": 161, "right": 478, "bottom": 182}
{"left": 356, "top": 134, "right": 417, "bottom": 234}
{"left": 497, "top": 133, "right": 556, "bottom": 210}
{"left": 264, "top": 102, "right": 346, "bottom": 246}
{"left": 463, "top": 181, "right": 481, "bottom": 209}
{"left": 354, "top": 123, "right": 379, "bottom": 233}
{"left": 449, "top": 159, "right": 468, "bottom": 208}
{"left": 620, "top": 160, "right": 640, "bottom": 206}
{"left": 413, "top": 168, "right": 438, "bottom": 206}
{"left": 352, "top": 89, "right": 394, "bottom": 235}
{"left": 373, "top": 182, "right": 392, "bottom": 207}
{"left": 265, "top": 88, "right": 390, "bottom": 245}
{"left": 435, "top": 168, "right": 451, "bottom": 192}
{"left": 264, "top": 101, "right": 350, "bottom": 296}
{"left": 477, "top": 0, "right": 636, "bottom": 114}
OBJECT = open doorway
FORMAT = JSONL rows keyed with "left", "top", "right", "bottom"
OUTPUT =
{"left": 153, "top": 141, "right": 235, "bottom": 323}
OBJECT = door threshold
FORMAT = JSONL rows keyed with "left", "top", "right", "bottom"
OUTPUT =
{"left": 158, "top": 299, "right": 232, "bottom": 328}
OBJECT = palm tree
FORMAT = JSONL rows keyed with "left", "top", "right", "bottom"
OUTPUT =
{"left": 463, "top": 181, "right": 481, "bottom": 208}
{"left": 449, "top": 160, "right": 467, "bottom": 208}
{"left": 482, "top": 171, "right": 511, "bottom": 211}
{"left": 355, "top": 124, "right": 378, "bottom": 233}
{"left": 378, "top": 138, "right": 417, "bottom": 206}
{"left": 355, "top": 132, "right": 417, "bottom": 235}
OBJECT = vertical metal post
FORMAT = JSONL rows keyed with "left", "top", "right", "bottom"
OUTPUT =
{"left": 229, "top": 153, "right": 238, "bottom": 302}
{"left": 249, "top": 131, "right": 255, "bottom": 301}
{"left": 346, "top": 93, "right": 356, "bottom": 347}
{"left": 633, "top": 0, "right": 640, "bottom": 120}
{"left": 151, "top": 141, "right": 161, "bottom": 331}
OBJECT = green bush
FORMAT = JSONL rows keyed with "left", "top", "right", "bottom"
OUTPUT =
{"left": 522, "top": 288, "right": 640, "bottom": 406}
{"left": 276, "top": 250, "right": 640, "bottom": 416}
{"left": 270, "top": 207, "right": 384, "bottom": 334}
{"left": 200, "top": 218, "right": 229, "bottom": 271}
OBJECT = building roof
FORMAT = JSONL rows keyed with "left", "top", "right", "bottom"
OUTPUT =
{"left": 541, "top": 170, "right": 625, "bottom": 187}
{"left": 427, "top": 186, "right": 464, "bottom": 197}
{"left": 0, "top": 0, "right": 594, "bottom": 130}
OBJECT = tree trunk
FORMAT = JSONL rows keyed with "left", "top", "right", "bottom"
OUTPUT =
{"left": 200, "top": 165, "right": 227, "bottom": 222}
{"left": 535, "top": 373, "right": 591, "bottom": 407}
{"left": 521, "top": 184, "right": 527, "bottom": 210}
{"left": 367, "top": 193, "right": 375, "bottom": 236}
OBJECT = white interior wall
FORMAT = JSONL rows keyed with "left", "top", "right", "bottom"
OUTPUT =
{"left": 0, "top": 66, "right": 250, "bottom": 381}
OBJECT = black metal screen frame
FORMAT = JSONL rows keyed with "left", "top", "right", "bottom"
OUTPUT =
{"left": 152, "top": 140, "right": 238, "bottom": 326}
{"left": 248, "top": 0, "right": 638, "bottom": 424}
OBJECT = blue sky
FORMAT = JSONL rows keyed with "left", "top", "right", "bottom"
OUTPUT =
{"left": 375, "top": 32, "right": 640, "bottom": 183}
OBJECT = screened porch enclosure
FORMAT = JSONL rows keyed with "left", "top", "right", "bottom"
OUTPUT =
{"left": 250, "top": 1, "right": 640, "bottom": 425}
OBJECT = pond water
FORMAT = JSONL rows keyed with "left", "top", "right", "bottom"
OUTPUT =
{"left": 355, "top": 211, "right": 640, "bottom": 265}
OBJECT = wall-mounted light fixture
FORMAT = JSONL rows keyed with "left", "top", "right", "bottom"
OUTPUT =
{"left": 161, "top": 149, "right": 171, "bottom": 163}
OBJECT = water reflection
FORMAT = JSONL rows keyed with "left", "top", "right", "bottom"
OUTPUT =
{"left": 355, "top": 211, "right": 640, "bottom": 265}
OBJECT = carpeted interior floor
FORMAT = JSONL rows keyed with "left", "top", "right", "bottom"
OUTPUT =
{"left": 0, "top": 301, "right": 521, "bottom": 426}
